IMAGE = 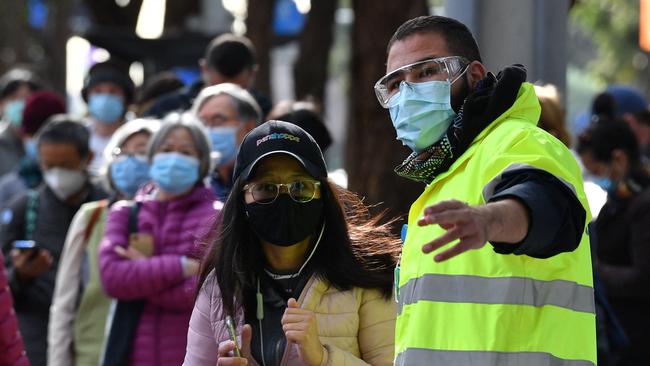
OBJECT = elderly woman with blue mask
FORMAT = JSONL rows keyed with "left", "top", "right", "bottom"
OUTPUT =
{"left": 98, "top": 113, "right": 221, "bottom": 366}
{"left": 191, "top": 83, "right": 262, "bottom": 200}
{"left": 48, "top": 119, "right": 159, "bottom": 366}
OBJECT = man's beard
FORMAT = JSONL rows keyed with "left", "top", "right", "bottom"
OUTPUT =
{"left": 451, "top": 74, "right": 470, "bottom": 113}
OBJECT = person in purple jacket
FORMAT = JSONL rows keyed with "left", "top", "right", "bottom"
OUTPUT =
{"left": 0, "top": 251, "right": 29, "bottom": 366}
{"left": 98, "top": 112, "right": 222, "bottom": 366}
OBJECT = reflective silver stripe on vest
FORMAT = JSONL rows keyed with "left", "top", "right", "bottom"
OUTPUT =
{"left": 395, "top": 349, "right": 595, "bottom": 366}
{"left": 397, "top": 273, "right": 595, "bottom": 314}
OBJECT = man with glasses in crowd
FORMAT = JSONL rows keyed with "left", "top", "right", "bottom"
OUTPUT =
{"left": 190, "top": 83, "right": 261, "bottom": 200}
{"left": 377, "top": 16, "right": 597, "bottom": 366}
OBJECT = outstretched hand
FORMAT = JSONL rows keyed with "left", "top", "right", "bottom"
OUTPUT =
{"left": 418, "top": 200, "right": 491, "bottom": 262}
{"left": 417, "top": 198, "right": 529, "bottom": 262}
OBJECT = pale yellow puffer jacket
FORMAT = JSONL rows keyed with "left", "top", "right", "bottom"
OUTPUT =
{"left": 184, "top": 273, "right": 396, "bottom": 366}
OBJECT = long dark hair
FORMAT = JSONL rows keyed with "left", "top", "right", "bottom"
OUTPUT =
{"left": 197, "top": 176, "right": 400, "bottom": 320}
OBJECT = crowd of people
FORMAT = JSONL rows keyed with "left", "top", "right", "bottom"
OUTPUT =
{"left": 0, "top": 13, "right": 648, "bottom": 366}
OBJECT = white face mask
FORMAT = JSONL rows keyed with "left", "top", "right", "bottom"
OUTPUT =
{"left": 43, "top": 168, "right": 87, "bottom": 200}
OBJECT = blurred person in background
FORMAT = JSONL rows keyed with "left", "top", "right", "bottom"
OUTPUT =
{"left": 98, "top": 113, "right": 221, "bottom": 366}
{"left": 0, "top": 251, "right": 29, "bottom": 366}
{"left": 184, "top": 121, "right": 397, "bottom": 366}
{"left": 267, "top": 100, "right": 347, "bottom": 188}
{"left": 267, "top": 100, "right": 333, "bottom": 153}
{"left": 592, "top": 85, "right": 647, "bottom": 121}
{"left": 592, "top": 85, "right": 649, "bottom": 164}
{"left": 0, "top": 68, "right": 41, "bottom": 177}
{"left": 132, "top": 72, "right": 184, "bottom": 117}
{"left": 82, "top": 61, "right": 135, "bottom": 177}
{"left": 145, "top": 34, "right": 271, "bottom": 118}
{"left": 0, "top": 91, "right": 66, "bottom": 209}
{"left": 627, "top": 110, "right": 650, "bottom": 167}
{"left": 0, "top": 117, "right": 107, "bottom": 366}
{"left": 534, "top": 84, "right": 611, "bottom": 218}
{"left": 48, "top": 119, "right": 159, "bottom": 366}
{"left": 577, "top": 118, "right": 650, "bottom": 366}
{"left": 534, "top": 84, "right": 572, "bottom": 147}
{"left": 190, "top": 83, "right": 261, "bottom": 200}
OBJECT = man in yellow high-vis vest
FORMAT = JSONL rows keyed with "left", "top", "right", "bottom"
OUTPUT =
{"left": 374, "top": 15, "right": 597, "bottom": 365}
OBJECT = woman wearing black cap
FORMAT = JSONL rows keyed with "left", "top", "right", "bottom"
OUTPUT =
{"left": 184, "top": 121, "right": 398, "bottom": 366}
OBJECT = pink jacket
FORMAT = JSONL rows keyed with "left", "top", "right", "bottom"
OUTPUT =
{"left": 99, "top": 186, "right": 221, "bottom": 366}
{"left": 184, "top": 273, "right": 396, "bottom": 366}
{"left": 0, "top": 252, "right": 29, "bottom": 366}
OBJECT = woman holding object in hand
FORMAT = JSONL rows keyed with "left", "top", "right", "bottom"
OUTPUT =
{"left": 183, "top": 121, "right": 399, "bottom": 366}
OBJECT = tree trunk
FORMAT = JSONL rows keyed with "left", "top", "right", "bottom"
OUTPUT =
{"left": 346, "top": 0, "right": 428, "bottom": 224}
{"left": 246, "top": 0, "right": 275, "bottom": 101}
{"left": 44, "top": 0, "right": 72, "bottom": 95}
{"left": 0, "top": 0, "right": 29, "bottom": 72}
{"left": 293, "top": 0, "right": 337, "bottom": 106}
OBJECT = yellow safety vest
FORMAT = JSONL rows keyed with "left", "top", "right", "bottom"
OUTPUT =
{"left": 395, "top": 83, "right": 597, "bottom": 366}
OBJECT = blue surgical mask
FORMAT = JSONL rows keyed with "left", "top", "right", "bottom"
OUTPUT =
{"left": 110, "top": 155, "right": 150, "bottom": 197}
{"left": 149, "top": 152, "right": 200, "bottom": 195}
{"left": 388, "top": 79, "right": 459, "bottom": 152}
{"left": 24, "top": 138, "right": 38, "bottom": 162}
{"left": 208, "top": 126, "right": 238, "bottom": 166}
{"left": 4, "top": 99, "right": 25, "bottom": 127}
{"left": 88, "top": 93, "right": 124, "bottom": 124}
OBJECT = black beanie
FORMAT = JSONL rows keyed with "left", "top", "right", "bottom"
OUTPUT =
{"left": 81, "top": 62, "right": 135, "bottom": 104}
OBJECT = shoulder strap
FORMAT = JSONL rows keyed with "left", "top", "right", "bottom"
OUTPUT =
{"left": 128, "top": 202, "right": 141, "bottom": 234}
{"left": 24, "top": 190, "right": 39, "bottom": 240}
{"left": 83, "top": 199, "right": 109, "bottom": 243}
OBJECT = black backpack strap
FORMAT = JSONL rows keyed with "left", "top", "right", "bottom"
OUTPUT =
{"left": 24, "top": 190, "right": 38, "bottom": 240}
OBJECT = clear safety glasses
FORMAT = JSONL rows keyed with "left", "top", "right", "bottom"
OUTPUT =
{"left": 374, "top": 56, "right": 469, "bottom": 108}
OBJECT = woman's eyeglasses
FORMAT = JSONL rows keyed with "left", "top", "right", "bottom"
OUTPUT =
{"left": 243, "top": 180, "right": 321, "bottom": 204}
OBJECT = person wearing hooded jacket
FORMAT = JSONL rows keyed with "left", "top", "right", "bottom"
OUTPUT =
{"left": 183, "top": 121, "right": 398, "bottom": 366}
{"left": 377, "top": 16, "right": 596, "bottom": 365}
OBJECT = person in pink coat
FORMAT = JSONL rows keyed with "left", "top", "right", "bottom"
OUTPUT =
{"left": 99, "top": 113, "right": 221, "bottom": 366}
{"left": 184, "top": 121, "right": 400, "bottom": 366}
{"left": 0, "top": 251, "right": 29, "bottom": 366}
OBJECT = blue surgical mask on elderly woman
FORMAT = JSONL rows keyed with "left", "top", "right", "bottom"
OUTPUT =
{"left": 110, "top": 155, "right": 150, "bottom": 197}
{"left": 149, "top": 152, "right": 200, "bottom": 194}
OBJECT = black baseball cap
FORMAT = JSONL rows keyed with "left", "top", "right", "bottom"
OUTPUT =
{"left": 233, "top": 120, "right": 328, "bottom": 182}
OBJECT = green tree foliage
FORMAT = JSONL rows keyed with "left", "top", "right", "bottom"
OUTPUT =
{"left": 571, "top": 0, "right": 646, "bottom": 84}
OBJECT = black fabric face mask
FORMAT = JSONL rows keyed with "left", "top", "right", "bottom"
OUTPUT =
{"left": 245, "top": 194, "right": 324, "bottom": 246}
